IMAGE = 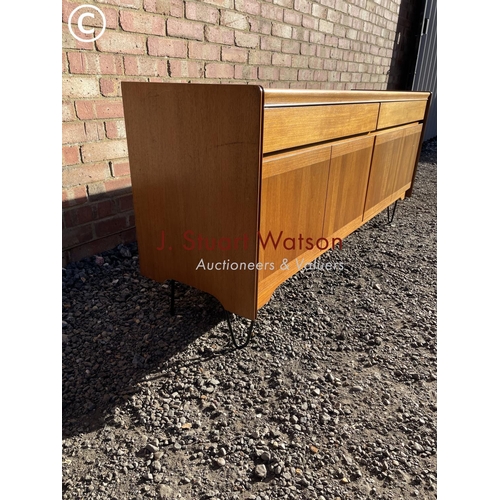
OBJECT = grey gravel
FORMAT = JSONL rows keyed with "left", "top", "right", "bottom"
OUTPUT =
{"left": 63, "top": 139, "right": 437, "bottom": 499}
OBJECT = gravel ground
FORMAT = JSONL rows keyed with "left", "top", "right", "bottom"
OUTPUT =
{"left": 62, "top": 138, "right": 437, "bottom": 500}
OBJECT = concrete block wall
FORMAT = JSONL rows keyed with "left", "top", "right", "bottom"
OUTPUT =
{"left": 62, "top": 0, "right": 404, "bottom": 264}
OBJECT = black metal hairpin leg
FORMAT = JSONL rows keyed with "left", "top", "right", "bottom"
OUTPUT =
{"left": 224, "top": 310, "right": 255, "bottom": 349}
{"left": 387, "top": 199, "right": 398, "bottom": 224}
{"left": 170, "top": 280, "right": 175, "bottom": 315}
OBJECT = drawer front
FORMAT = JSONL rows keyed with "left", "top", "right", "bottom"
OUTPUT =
{"left": 377, "top": 100, "right": 427, "bottom": 129}
{"left": 263, "top": 102, "right": 379, "bottom": 153}
{"left": 262, "top": 143, "right": 331, "bottom": 179}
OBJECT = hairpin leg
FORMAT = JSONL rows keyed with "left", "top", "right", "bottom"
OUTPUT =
{"left": 224, "top": 310, "right": 255, "bottom": 349}
{"left": 387, "top": 199, "right": 398, "bottom": 224}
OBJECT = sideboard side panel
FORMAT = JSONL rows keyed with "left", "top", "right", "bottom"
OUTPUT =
{"left": 122, "top": 83, "right": 263, "bottom": 320}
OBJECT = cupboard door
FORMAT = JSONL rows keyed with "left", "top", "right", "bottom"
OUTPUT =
{"left": 257, "top": 144, "right": 331, "bottom": 308}
{"left": 323, "top": 135, "right": 374, "bottom": 239}
{"left": 363, "top": 123, "right": 423, "bottom": 221}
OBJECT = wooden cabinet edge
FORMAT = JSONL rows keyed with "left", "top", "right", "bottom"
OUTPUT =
{"left": 405, "top": 92, "right": 433, "bottom": 198}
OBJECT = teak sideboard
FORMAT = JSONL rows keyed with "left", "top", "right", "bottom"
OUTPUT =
{"left": 122, "top": 83, "right": 431, "bottom": 321}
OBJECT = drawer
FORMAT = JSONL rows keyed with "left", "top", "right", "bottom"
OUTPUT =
{"left": 263, "top": 102, "right": 379, "bottom": 153}
{"left": 377, "top": 100, "right": 427, "bottom": 129}
{"left": 262, "top": 143, "right": 331, "bottom": 179}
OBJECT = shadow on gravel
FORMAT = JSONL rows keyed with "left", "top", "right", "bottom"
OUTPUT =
{"left": 62, "top": 247, "right": 238, "bottom": 438}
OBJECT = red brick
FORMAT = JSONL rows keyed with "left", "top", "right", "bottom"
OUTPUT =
{"left": 271, "top": 53, "right": 292, "bottom": 66}
{"left": 260, "top": 3, "right": 283, "bottom": 21}
{"left": 339, "top": 37, "right": 351, "bottom": 49}
{"left": 86, "top": 182, "right": 108, "bottom": 200}
{"left": 234, "top": 65, "right": 258, "bottom": 80}
{"left": 279, "top": 68, "right": 298, "bottom": 80}
{"left": 292, "top": 26, "right": 310, "bottom": 42}
{"left": 67, "top": 52, "right": 98, "bottom": 74}
{"left": 119, "top": 10, "right": 165, "bottom": 35}
{"left": 222, "top": 47, "right": 248, "bottom": 63}
{"left": 62, "top": 185, "right": 88, "bottom": 208}
{"left": 235, "top": 0, "right": 260, "bottom": 15}
{"left": 62, "top": 25, "right": 95, "bottom": 50}
{"left": 148, "top": 37, "right": 187, "bottom": 57}
{"left": 81, "top": 140, "right": 128, "bottom": 163}
{"left": 186, "top": 2, "right": 219, "bottom": 24}
{"left": 258, "top": 66, "right": 280, "bottom": 80}
{"left": 117, "top": 194, "right": 134, "bottom": 212}
{"left": 62, "top": 1, "right": 118, "bottom": 29}
{"left": 105, "top": 121, "right": 127, "bottom": 140}
{"left": 63, "top": 162, "right": 110, "bottom": 187}
{"left": 261, "top": 36, "right": 282, "bottom": 52}
{"left": 167, "top": 18, "right": 204, "bottom": 41}
{"left": 188, "top": 42, "right": 220, "bottom": 61}
{"left": 144, "top": 0, "right": 183, "bottom": 16}
{"left": 124, "top": 56, "right": 168, "bottom": 76}
{"left": 94, "top": 214, "right": 132, "bottom": 239}
{"left": 309, "top": 57, "right": 323, "bottom": 69}
{"left": 234, "top": 31, "right": 259, "bottom": 48}
{"left": 302, "top": 14, "right": 318, "bottom": 29}
{"left": 327, "top": 9, "right": 342, "bottom": 22}
{"left": 205, "top": 25, "right": 235, "bottom": 45}
{"left": 96, "top": 198, "right": 118, "bottom": 219}
{"left": 310, "top": 31, "right": 326, "bottom": 45}
{"left": 63, "top": 204, "right": 95, "bottom": 228}
{"left": 104, "top": 176, "right": 132, "bottom": 193}
{"left": 95, "top": 100, "right": 124, "bottom": 119}
{"left": 63, "top": 52, "right": 68, "bottom": 73}
{"left": 248, "top": 51, "right": 272, "bottom": 65}
{"left": 85, "top": 122, "right": 106, "bottom": 142}
{"left": 323, "top": 59, "right": 336, "bottom": 70}
{"left": 96, "top": 31, "right": 146, "bottom": 55}
{"left": 314, "top": 70, "right": 328, "bottom": 81}
{"left": 67, "top": 228, "right": 137, "bottom": 262}
{"left": 294, "top": 0, "right": 311, "bottom": 14}
{"left": 99, "top": 54, "right": 124, "bottom": 75}
{"left": 284, "top": 10, "right": 302, "bottom": 26}
{"left": 111, "top": 160, "right": 130, "bottom": 176}
{"left": 282, "top": 39, "right": 300, "bottom": 54}
{"left": 333, "top": 24, "right": 346, "bottom": 38}
{"left": 63, "top": 145, "right": 81, "bottom": 166}
{"left": 300, "top": 43, "right": 316, "bottom": 56}
{"left": 100, "top": 78, "right": 122, "bottom": 97}
{"left": 291, "top": 54, "right": 308, "bottom": 67}
{"left": 325, "top": 35, "right": 339, "bottom": 48}
{"left": 298, "top": 69, "right": 314, "bottom": 80}
{"left": 75, "top": 100, "right": 96, "bottom": 120}
{"left": 63, "top": 223, "right": 94, "bottom": 249}
{"left": 62, "top": 122, "right": 86, "bottom": 144}
{"left": 292, "top": 55, "right": 308, "bottom": 68}
{"left": 248, "top": 18, "right": 272, "bottom": 35}
{"left": 94, "top": 0, "right": 142, "bottom": 8}
{"left": 169, "top": 60, "right": 204, "bottom": 78}
{"left": 206, "top": 63, "right": 235, "bottom": 79}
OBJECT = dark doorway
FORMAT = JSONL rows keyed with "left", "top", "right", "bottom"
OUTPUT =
{"left": 387, "top": 0, "right": 426, "bottom": 90}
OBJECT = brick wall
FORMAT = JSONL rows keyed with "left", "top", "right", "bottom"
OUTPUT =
{"left": 62, "top": 0, "right": 405, "bottom": 264}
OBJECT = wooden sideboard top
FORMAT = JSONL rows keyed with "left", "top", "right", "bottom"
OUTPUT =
{"left": 263, "top": 89, "right": 430, "bottom": 107}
